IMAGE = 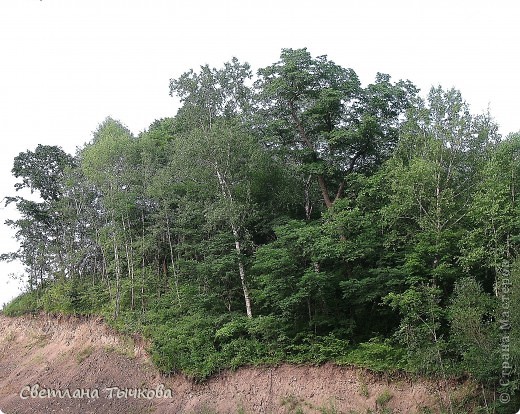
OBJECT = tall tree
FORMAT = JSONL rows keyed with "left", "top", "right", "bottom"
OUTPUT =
{"left": 381, "top": 87, "right": 498, "bottom": 289}
{"left": 79, "top": 118, "right": 140, "bottom": 316}
{"left": 169, "top": 122, "right": 267, "bottom": 318}
{"left": 3, "top": 145, "right": 75, "bottom": 284}
{"left": 12, "top": 144, "right": 74, "bottom": 202}
{"left": 169, "top": 59, "right": 286, "bottom": 318}
{"left": 169, "top": 57, "right": 253, "bottom": 131}
{"left": 461, "top": 132, "right": 520, "bottom": 271}
{"left": 255, "top": 48, "right": 418, "bottom": 209}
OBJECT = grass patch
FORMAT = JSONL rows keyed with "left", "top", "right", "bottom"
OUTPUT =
{"left": 28, "top": 353, "right": 45, "bottom": 365}
{"left": 1, "top": 330, "right": 16, "bottom": 345}
{"left": 281, "top": 394, "right": 306, "bottom": 413}
{"left": 358, "top": 379, "right": 369, "bottom": 398}
{"left": 26, "top": 332, "right": 50, "bottom": 349}
{"left": 190, "top": 406, "right": 220, "bottom": 414}
{"left": 375, "top": 389, "right": 393, "bottom": 410}
{"left": 76, "top": 345, "right": 95, "bottom": 363}
{"left": 2, "top": 290, "right": 41, "bottom": 316}
{"left": 104, "top": 336, "right": 136, "bottom": 359}
{"left": 317, "top": 399, "right": 339, "bottom": 414}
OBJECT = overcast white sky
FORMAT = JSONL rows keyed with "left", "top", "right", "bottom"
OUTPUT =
{"left": 0, "top": 0, "right": 519, "bottom": 306}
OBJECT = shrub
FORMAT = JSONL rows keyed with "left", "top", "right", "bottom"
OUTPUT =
{"left": 2, "top": 290, "right": 41, "bottom": 316}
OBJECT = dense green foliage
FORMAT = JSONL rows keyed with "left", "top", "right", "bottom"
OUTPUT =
{"left": 3, "top": 48, "right": 520, "bottom": 410}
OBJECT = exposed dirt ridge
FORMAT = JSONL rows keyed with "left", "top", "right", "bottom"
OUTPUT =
{"left": 0, "top": 314, "right": 464, "bottom": 414}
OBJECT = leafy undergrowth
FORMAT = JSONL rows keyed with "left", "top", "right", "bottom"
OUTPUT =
{"left": 4, "top": 283, "right": 520, "bottom": 414}
{"left": 2, "top": 284, "right": 407, "bottom": 381}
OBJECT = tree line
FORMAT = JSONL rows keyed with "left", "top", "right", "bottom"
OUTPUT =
{"left": 3, "top": 48, "right": 520, "bottom": 408}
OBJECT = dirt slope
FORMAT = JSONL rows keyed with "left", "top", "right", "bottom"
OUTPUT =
{"left": 0, "top": 314, "right": 466, "bottom": 413}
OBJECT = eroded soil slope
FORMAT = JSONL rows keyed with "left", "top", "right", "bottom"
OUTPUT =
{"left": 0, "top": 314, "right": 465, "bottom": 413}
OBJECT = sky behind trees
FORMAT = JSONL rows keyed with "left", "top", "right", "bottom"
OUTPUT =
{"left": 0, "top": 0, "right": 519, "bottom": 305}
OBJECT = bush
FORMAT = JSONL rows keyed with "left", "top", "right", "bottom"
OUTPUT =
{"left": 340, "top": 338, "right": 406, "bottom": 372}
{"left": 38, "top": 278, "right": 110, "bottom": 315}
{"left": 2, "top": 290, "right": 41, "bottom": 316}
{"left": 40, "top": 280, "right": 75, "bottom": 313}
{"left": 150, "top": 313, "right": 221, "bottom": 380}
{"left": 286, "top": 333, "right": 350, "bottom": 364}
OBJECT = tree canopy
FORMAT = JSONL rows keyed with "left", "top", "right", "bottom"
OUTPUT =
{"left": 3, "top": 48, "right": 519, "bottom": 410}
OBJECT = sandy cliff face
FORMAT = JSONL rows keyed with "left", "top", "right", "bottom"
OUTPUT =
{"left": 0, "top": 314, "right": 464, "bottom": 413}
